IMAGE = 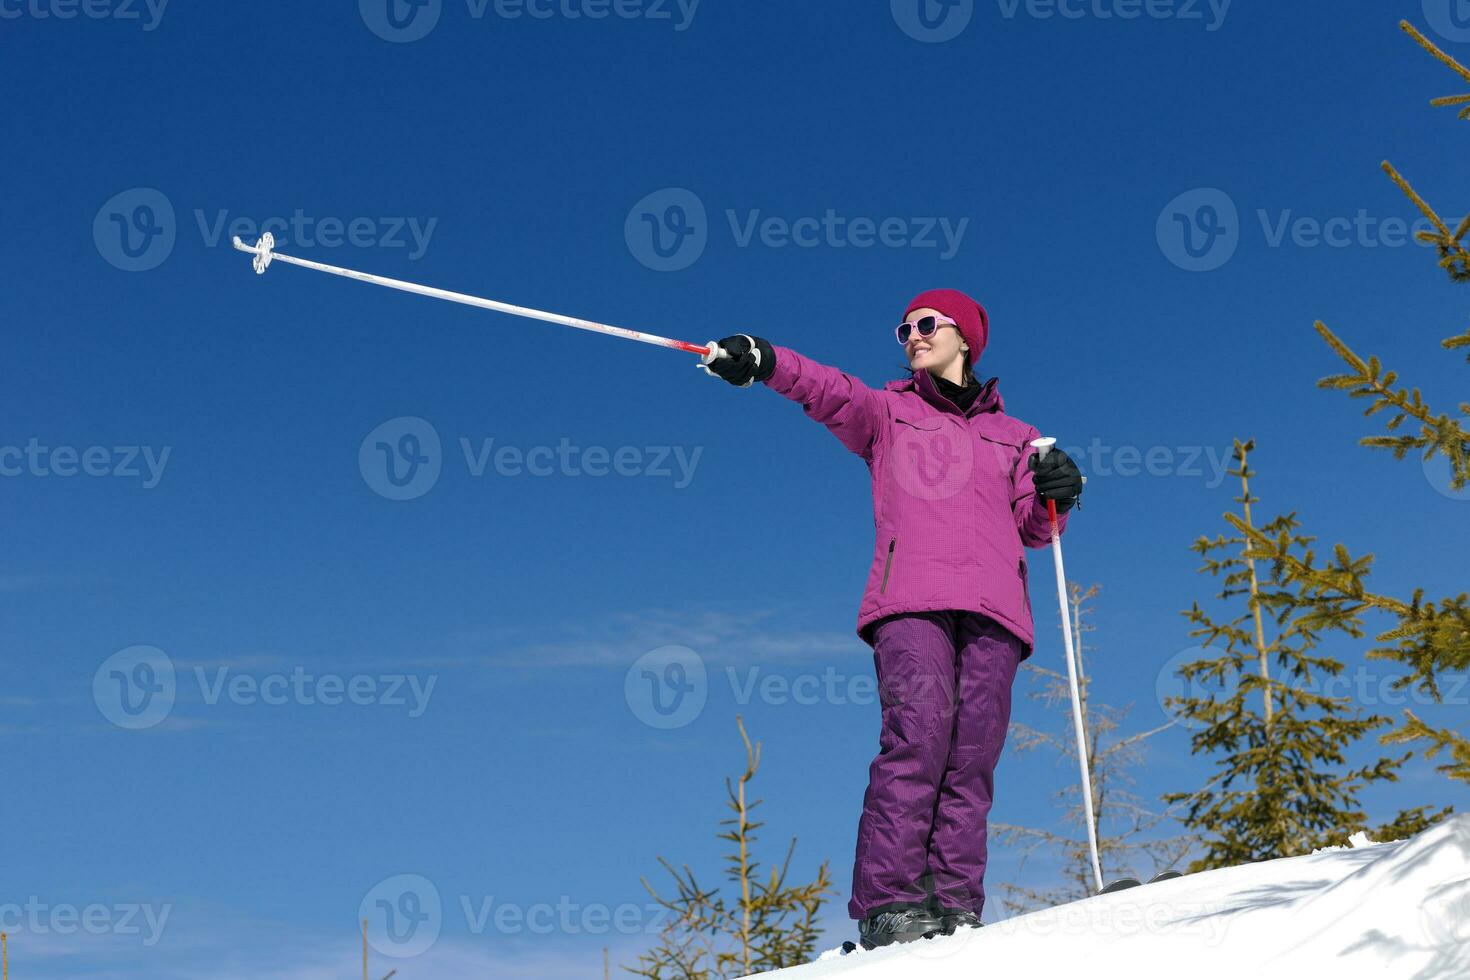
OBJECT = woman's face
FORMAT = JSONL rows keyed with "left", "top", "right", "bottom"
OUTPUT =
{"left": 903, "top": 307, "right": 966, "bottom": 374}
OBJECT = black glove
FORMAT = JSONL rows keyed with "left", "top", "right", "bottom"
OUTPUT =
{"left": 1028, "top": 448, "right": 1083, "bottom": 513}
{"left": 700, "top": 334, "right": 776, "bottom": 387}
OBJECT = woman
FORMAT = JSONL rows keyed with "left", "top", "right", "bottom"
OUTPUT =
{"left": 701, "top": 288, "right": 1083, "bottom": 949}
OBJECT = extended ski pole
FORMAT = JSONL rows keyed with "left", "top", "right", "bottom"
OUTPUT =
{"left": 1030, "top": 436, "right": 1105, "bottom": 893}
{"left": 230, "top": 233, "right": 750, "bottom": 374}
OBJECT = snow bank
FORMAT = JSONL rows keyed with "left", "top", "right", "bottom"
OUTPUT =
{"left": 755, "top": 814, "right": 1470, "bottom": 980}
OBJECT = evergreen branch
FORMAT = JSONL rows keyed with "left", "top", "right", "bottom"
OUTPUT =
{"left": 1381, "top": 162, "right": 1470, "bottom": 279}
{"left": 1312, "top": 321, "right": 1470, "bottom": 489}
{"left": 1384, "top": 710, "right": 1470, "bottom": 782}
{"left": 1445, "top": 328, "right": 1470, "bottom": 364}
{"left": 1400, "top": 19, "right": 1470, "bottom": 86}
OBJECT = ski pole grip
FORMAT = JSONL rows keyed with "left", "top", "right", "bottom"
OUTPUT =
{"left": 1030, "top": 436, "right": 1060, "bottom": 534}
{"left": 699, "top": 340, "right": 728, "bottom": 366}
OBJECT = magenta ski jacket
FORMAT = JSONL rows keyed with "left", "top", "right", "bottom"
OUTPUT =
{"left": 762, "top": 344, "right": 1070, "bottom": 656}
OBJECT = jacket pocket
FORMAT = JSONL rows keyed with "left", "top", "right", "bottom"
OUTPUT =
{"left": 880, "top": 535, "right": 898, "bottom": 594}
{"left": 976, "top": 430, "right": 1024, "bottom": 476}
{"left": 894, "top": 414, "right": 945, "bottom": 431}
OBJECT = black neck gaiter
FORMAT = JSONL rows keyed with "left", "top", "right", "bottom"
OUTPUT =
{"left": 931, "top": 370, "right": 982, "bottom": 412}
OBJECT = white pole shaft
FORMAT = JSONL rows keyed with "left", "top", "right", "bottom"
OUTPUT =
{"left": 230, "top": 237, "right": 712, "bottom": 357}
{"left": 1030, "top": 436, "right": 1104, "bottom": 892}
{"left": 1049, "top": 521, "right": 1105, "bottom": 893}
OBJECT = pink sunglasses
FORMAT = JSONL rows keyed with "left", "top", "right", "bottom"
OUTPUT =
{"left": 896, "top": 314, "right": 957, "bottom": 345}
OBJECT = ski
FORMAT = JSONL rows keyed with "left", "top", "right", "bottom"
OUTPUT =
{"left": 1099, "top": 870, "right": 1183, "bottom": 895}
{"left": 1100, "top": 877, "right": 1142, "bottom": 894}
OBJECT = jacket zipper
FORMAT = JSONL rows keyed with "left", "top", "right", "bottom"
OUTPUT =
{"left": 880, "top": 537, "right": 896, "bottom": 594}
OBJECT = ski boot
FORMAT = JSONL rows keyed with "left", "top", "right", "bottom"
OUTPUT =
{"left": 935, "top": 906, "right": 983, "bottom": 935}
{"left": 857, "top": 906, "right": 944, "bottom": 949}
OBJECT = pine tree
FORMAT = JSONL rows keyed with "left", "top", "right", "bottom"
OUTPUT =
{"left": 994, "top": 582, "right": 1191, "bottom": 909}
{"left": 1237, "top": 20, "right": 1470, "bottom": 787}
{"left": 627, "top": 716, "right": 833, "bottom": 979}
{"left": 1162, "top": 441, "right": 1445, "bottom": 872}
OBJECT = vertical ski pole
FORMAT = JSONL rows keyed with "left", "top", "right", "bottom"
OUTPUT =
{"left": 1030, "top": 437, "right": 1104, "bottom": 893}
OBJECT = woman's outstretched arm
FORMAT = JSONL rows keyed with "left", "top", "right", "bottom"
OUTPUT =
{"left": 703, "top": 334, "right": 884, "bottom": 461}
{"left": 763, "top": 344, "right": 886, "bottom": 460}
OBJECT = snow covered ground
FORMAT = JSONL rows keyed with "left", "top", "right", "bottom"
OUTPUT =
{"left": 756, "top": 814, "right": 1470, "bottom": 980}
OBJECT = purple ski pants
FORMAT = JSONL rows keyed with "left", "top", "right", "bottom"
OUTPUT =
{"left": 849, "top": 609, "right": 1024, "bottom": 920}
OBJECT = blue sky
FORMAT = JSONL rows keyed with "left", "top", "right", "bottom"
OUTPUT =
{"left": 3, "top": 1, "right": 1468, "bottom": 976}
